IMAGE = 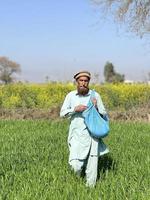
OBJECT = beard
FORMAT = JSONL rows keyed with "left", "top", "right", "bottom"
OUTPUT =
{"left": 77, "top": 86, "right": 89, "bottom": 95}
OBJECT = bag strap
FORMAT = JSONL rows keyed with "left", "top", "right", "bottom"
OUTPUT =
{"left": 87, "top": 90, "right": 95, "bottom": 107}
{"left": 90, "top": 89, "right": 95, "bottom": 100}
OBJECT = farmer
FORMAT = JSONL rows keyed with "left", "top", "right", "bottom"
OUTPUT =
{"left": 60, "top": 71, "right": 109, "bottom": 187}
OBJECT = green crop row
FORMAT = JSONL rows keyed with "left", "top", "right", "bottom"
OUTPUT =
{"left": 0, "top": 120, "right": 150, "bottom": 199}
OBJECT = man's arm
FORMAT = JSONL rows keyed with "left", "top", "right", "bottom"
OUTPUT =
{"left": 60, "top": 93, "right": 75, "bottom": 117}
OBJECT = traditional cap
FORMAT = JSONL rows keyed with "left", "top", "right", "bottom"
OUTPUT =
{"left": 74, "top": 71, "right": 91, "bottom": 80}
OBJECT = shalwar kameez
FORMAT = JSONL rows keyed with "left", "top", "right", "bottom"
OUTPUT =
{"left": 60, "top": 89, "right": 109, "bottom": 187}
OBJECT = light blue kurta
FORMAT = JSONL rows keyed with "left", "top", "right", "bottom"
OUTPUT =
{"left": 60, "top": 89, "right": 109, "bottom": 162}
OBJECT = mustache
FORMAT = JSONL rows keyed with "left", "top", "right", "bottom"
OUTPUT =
{"left": 79, "top": 85, "right": 88, "bottom": 88}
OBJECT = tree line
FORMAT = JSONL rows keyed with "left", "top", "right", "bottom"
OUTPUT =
{"left": 0, "top": 56, "right": 124, "bottom": 84}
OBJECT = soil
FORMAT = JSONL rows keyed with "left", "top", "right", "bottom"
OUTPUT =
{"left": 0, "top": 105, "right": 149, "bottom": 122}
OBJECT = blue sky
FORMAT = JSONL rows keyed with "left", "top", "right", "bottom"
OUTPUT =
{"left": 0, "top": 0, "right": 149, "bottom": 82}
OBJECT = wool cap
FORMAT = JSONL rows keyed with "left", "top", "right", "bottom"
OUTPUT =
{"left": 74, "top": 71, "right": 91, "bottom": 80}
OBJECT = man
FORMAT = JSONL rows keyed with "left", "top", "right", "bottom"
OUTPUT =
{"left": 60, "top": 71, "right": 109, "bottom": 187}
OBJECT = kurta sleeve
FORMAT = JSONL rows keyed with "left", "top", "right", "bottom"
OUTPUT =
{"left": 60, "top": 93, "right": 75, "bottom": 118}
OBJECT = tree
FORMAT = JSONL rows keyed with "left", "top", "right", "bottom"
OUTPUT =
{"left": 93, "top": 72, "right": 100, "bottom": 83}
{"left": 91, "top": 0, "right": 150, "bottom": 38}
{"left": 113, "top": 73, "right": 125, "bottom": 83}
{"left": 104, "top": 61, "right": 124, "bottom": 83}
{"left": 148, "top": 72, "right": 150, "bottom": 81}
{"left": 0, "top": 56, "right": 21, "bottom": 84}
{"left": 45, "top": 75, "right": 50, "bottom": 83}
{"left": 104, "top": 62, "right": 115, "bottom": 82}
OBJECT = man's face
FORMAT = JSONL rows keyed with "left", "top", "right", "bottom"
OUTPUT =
{"left": 76, "top": 76, "right": 89, "bottom": 95}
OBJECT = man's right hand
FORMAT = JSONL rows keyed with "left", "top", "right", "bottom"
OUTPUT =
{"left": 74, "top": 105, "right": 87, "bottom": 112}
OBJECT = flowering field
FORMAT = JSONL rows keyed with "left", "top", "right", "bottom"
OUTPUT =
{"left": 0, "top": 120, "right": 150, "bottom": 199}
{"left": 0, "top": 83, "right": 149, "bottom": 110}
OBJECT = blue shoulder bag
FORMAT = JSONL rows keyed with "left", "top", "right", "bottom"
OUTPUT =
{"left": 82, "top": 90, "right": 109, "bottom": 138}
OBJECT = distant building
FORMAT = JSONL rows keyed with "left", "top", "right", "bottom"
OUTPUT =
{"left": 124, "top": 79, "right": 134, "bottom": 84}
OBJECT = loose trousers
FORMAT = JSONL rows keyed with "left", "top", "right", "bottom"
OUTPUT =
{"left": 68, "top": 131, "right": 110, "bottom": 187}
{"left": 69, "top": 136, "right": 99, "bottom": 187}
{"left": 69, "top": 154, "right": 98, "bottom": 187}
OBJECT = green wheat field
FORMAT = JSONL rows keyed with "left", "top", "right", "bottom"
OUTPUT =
{"left": 0, "top": 120, "right": 150, "bottom": 200}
